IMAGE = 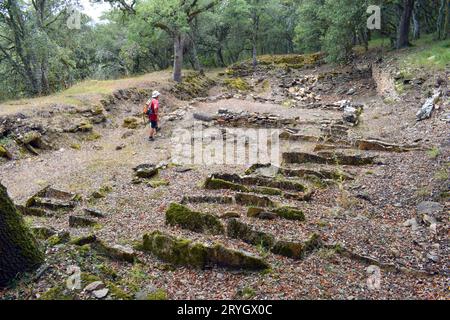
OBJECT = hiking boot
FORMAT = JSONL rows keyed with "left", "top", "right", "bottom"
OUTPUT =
{"left": 148, "top": 136, "right": 154, "bottom": 141}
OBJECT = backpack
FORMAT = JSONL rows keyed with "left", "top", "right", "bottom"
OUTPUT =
{"left": 143, "top": 101, "right": 154, "bottom": 117}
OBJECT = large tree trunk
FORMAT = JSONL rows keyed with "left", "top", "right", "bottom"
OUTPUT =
{"left": 252, "top": 10, "right": 260, "bottom": 70}
{"left": 397, "top": 0, "right": 415, "bottom": 49}
{"left": 216, "top": 47, "right": 226, "bottom": 67}
{"left": 0, "top": 183, "right": 44, "bottom": 287}
{"left": 173, "top": 34, "right": 185, "bottom": 83}
{"left": 412, "top": 1, "right": 421, "bottom": 40}
{"left": 189, "top": 35, "right": 204, "bottom": 75}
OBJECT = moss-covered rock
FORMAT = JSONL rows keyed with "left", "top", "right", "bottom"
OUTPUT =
{"left": 247, "top": 207, "right": 264, "bottom": 218}
{"left": 0, "top": 144, "right": 12, "bottom": 159}
{"left": 70, "top": 234, "right": 97, "bottom": 246}
{"left": 16, "top": 205, "right": 49, "bottom": 217}
{"left": 283, "top": 191, "right": 313, "bottom": 202}
{"left": 227, "top": 219, "right": 275, "bottom": 249}
{"left": 133, "top": 164, "right": 159, "bottom": 179}
{"left": 271, "top": 233, "right": 322, "bottom": 259}
{"left": 220, "top": 211, "right": 241, "bottom": 219}
{"left": 142, "top": 231, "right": 209, "bottom": 268}
{"left": 47, "top": 231, "right": 71, "bottom": 246}
{"left": 25, "top": 186, "right": 80, "bottom": 210}
{"left": 142, "top": 231, "right": 269, "bottom": 271}
{"left": 171, "top": 72, "right": 216, "bottom": 100}
{"left": 106, "top": 281, "right": 132, "bottom": 300}
{"left": 92, "top": 241, "right": 136, "bottom": 263}
{"left": 211, "top": 172, "right": 306, "bottom": 192}
{"left": 204, "top": 177, "right": 249, "bottom": 192}
{"left": 210, "top": 244, "right": 269, "bottom": 271}
{"left": 31, "top": 226, "right": 57, "bottom": 240}
{"left": 77, "top": 120, "right": 94, "bottom": 132}
{"left": 147, "top": 179, "right": 170, "bottom": 188}
{"left": 235, "top": 193, "right": 275, "bottom": 207}
{"left": 39, "top": 285, "right": 75, "bottom": 300}
{"left": 223, "top": 77, "right": 251, "bottom": 91}
{"left": 273, "top": 207, "right": 306, "bottom": 221}
{"left": 69, "top": 215, "right": 98, "bottom": 228}
{"left": 252, "top": 186, "right": 283, "bottom": 196}
{"left": 165, "top": 203, "right": 224, "bottom": 235}
{"left": 181, "top": 195, "right": 234, "bottom": 204}
{"left": 123, "top": 117, "right": 139, "bottom": 129}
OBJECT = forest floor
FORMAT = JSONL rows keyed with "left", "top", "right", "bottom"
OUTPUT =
{"left": 0, "top": 45, "right": 448, "bottom": 300}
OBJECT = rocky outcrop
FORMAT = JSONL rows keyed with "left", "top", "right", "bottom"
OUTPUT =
{"left": 69, "top": 215, "right": 98, "bottom": 228}
{"left": 354, "top": 139, "right": 421, "bottom": 152}
{"left": 227, "top": 219, "right": 321, "bottom": 260}
{"left": 210, "top": 173, "right": 307, "bottom": 192}
{"left": 142, "top": 231, "right": 269, "bottom": 271}
{"left": 91, "top": 241, "right": 136, "bottom": 263}
{"left": 133, "top": 164, "right": 159, "bottom": 179}
{"left": 247, "top": 206, "right": 305, "bottom": 221}
{"left": 171, "top": 72, "right": 216, "bottom": 100}
{"left": 282, "top": 151, "right": 377, "bottom": 166}
{"left": 165, "top": 203, "right": 225, "bottom": 235}
{"left": 204, "top": 177, "right": 250, "bottom": 192}
{"left": 181, "top": 195, "right": 234, "bottom": 204}
{"left": 416, "top": 89, "right": 442, "bottom": 121}
{"left": 26, "top": 186, "right": 80, "bottom": 212}
{"left": 235, "top": 193, "right": 275, "bottom": 207}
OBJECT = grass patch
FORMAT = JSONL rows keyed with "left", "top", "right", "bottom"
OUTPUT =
{"left": 434, "top": 168, "right": 449, "bottom": 182}
{"left": 427, "top": 147, "right": 441, "bottom": 159}
{"left": 400, "top": 36, "right": 450, "bottom": 71}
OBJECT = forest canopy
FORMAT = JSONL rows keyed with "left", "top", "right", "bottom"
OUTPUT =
{"left": 0, "top": 0, "right": 448, "bottom": 101}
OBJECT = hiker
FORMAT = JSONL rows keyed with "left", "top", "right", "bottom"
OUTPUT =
{"left": 144, "top": 91, "right": 160, "bottom": 141}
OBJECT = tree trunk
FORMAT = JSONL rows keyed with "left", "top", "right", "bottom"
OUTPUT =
{"left": 173, "top": 34, "right": 184, "bottom": 83}
{"left": 189, "top": 35, "right": 204, "bottom": 75}
{"left": 436, "top": 0, "right": 449, "bottom": 40}
{"left": 216, "top": 47, "right": 226, "bottom": 67}
{"left": 444, "top": 0, "right": 449, "bottom": 40}
{"left": 252, "top": 12, "right": 259, "bottom": 70}
{"left": 0, "top": 183, "right": 44, "bottom": 287}
{"left": 397, "top": 0, "right": 415, "bottom": 49}
{"left": 412, "top": 6, "right": 420, "bottom": 39}
{"left": 413, "top": 10, "right": 420, "bottom": 40}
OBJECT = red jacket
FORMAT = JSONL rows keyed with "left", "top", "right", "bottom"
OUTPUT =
{"left": 148, "top": 99, "right": 159, "bottom": 121}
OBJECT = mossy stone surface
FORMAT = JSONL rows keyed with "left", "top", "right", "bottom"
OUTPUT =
{"left": 142, "top": 231, "right": 269, "bottom": 271}
{"left": 235, "top": 193, "right": 275, "bottom": 207}
{"left": 204, "top": 177, "right": 249, "bottom": 192}
{"left": 171, "top": 72, "right": 215, "bottom": 100}
{"left": 142, "top": 231, "right": 208, "bottom": 268}
{"left": 223, "top": 77, "right": 251, "bottom": 91}
{"left": 227, "top": 219, "right": 275, "bottom": 249}
{"left": 271, "top": 233, "right": 322, "bottom": 259}
{"left": 165, "top": 203, "right": 225, "bottom": 235}
{"left": 273, "top": 207, "right": 306, "bottom": 221}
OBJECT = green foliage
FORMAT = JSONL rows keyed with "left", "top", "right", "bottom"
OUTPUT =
{"left": 401, "top": 37, "right": 450, "bottom": 71}
{"left": 0, "top": 0, "right": 447, "bottom": 98}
